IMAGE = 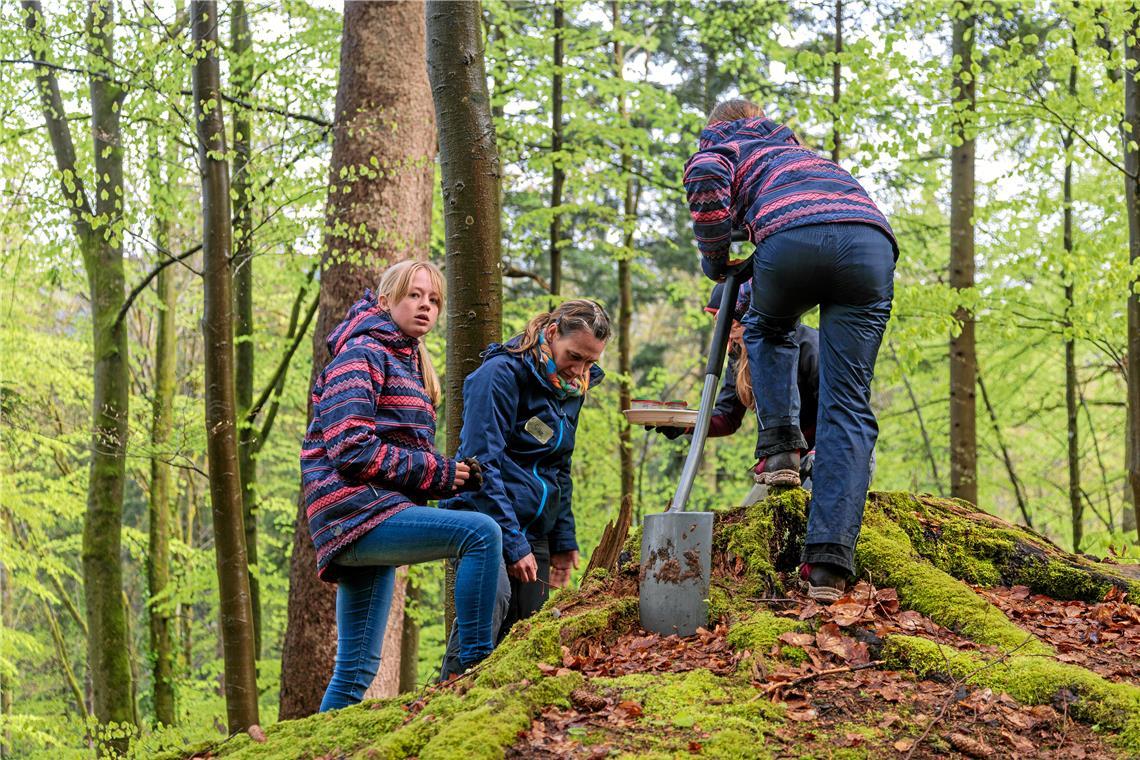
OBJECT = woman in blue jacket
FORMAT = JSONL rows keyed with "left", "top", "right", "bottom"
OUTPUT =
{"left": 444, "top": 299, "right": 611, "bottom": 640}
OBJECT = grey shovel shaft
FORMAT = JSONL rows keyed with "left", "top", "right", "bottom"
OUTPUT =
{"left": 669, "top": 261, "right": 750, "bottom": 514}
{"left": 639, "top": 511, "right": 713, "bottom": 637}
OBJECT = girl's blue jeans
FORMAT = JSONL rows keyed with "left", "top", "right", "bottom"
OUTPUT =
{"left": 319, "top": 506, "right": 502, "bottom": 711}
{"left": 741, "top": 222, "right": 895, "bottom": 575}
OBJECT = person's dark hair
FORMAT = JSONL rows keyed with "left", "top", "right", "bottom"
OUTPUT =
{"left": 707, "top": 99, "right": 764, "bottom": 125}
{"left": 509, "top": 299, "right": 612, "bottom": 360}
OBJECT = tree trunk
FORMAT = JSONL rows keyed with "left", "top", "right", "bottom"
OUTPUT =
{"left": 429, "top": 0, "right": 503, "bottom": 643}
{"left": 192, "top": 0, "right": 260, "bottom": 732}
{"left": 831, "top": 0, "right": 842, "bottom": 164}
{"left": 399, "top": 578, "right": 421, "bottom": 693}
{"left": 549, "top": 0, "right": 565, "bottom": 296}
{"left": 230, "top": 0, "right": 261, "bottom": 657}
{"left": 948, "top": 1, "right": 977, "bottom": 506}
{"left": 279, "top": 0, "right": 436, "bottom": 719}
{"left": 427, "top": 0, "right": 504, "bottom": 459}
{"left": 1063, "top": 42, "right": 1081, "bottom": 551}
{"left": 22, "top": 1, "right": 136, "bottom": 746}
{"left": 1124, "top": 11, "right": 1140, "bottom": 540}
{"left": 613, "top": 0, "right": 635, "bottom": 510}
{"left": 147, "top": 154, "right": 178, "bottom": 726}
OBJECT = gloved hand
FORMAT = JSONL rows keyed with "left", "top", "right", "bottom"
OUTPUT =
{"left": 644, "top": 425, "right": 689, "bottom": 440}
{"left": 701, "top": 255, "right": 727, "bottom": 282}
{"left": 456, "top": 456, "right": 484, "bottom": 493}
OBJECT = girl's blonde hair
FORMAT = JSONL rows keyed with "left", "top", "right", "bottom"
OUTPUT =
{"left": 707, "top": 99, "right": 764, "bottom": 125}
{"left": 733, "top": 344, "right": 754, "bottom": 409}
{"left": 377, "top": 260, "right": 444, "bottom": 406}
{"left": 508, "top": 299, "right": 612, "bottom": 376}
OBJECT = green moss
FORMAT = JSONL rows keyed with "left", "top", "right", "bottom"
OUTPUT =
{"left": 210, "top": 696, "right": 414, "bottom": 758}
{"left": 715, "top": 489, "right": 809, "bottom": 601}
{"left": 856, "top": 510, "right": 1052, "bottom": 655}
{"left": 621, "top": 524, "right": 643, "bottom": 566}
{"left": 871, "top": 492, "right": 1140, "bottom": 601}
{"left": 884, "top": 635, "right": 1140, "bottom": 750}
{"left": 726, "top": 608, "right": 805, "bottom": 653}
{"left": 595, "top": 669, "right": 782, "bottom": 758}
{"left": 419, "top": 674, "right": 581, "bottom": 760}
{"left": 476, "top": 597, "right": 637, "bottom": 688}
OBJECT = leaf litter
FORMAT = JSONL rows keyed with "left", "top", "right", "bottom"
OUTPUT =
{"left": 507, "top": 574, "right": 1134, "bottom": 758}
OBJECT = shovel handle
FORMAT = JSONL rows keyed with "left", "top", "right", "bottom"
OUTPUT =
{"left": 669, "top": 254, "right": 753, "bottom": 514}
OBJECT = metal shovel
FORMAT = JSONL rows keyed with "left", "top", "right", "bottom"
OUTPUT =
{"left": 640, "top": 247, "right": 752, "bottom": 637}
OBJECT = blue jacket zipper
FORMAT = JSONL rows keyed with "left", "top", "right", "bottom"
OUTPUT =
{"left": 522, "top": 414, "right": 565, "bottom": 532}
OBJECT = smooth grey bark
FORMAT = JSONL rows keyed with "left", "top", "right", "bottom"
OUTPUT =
{"left": 192, "top": 0, "right": 260, "bottom": 732}
{"left": 949, "top": 1, "right": 978, "bottom": 505}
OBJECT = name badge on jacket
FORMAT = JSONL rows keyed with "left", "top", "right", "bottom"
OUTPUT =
{"left": 524, "top": 416, "right": 554, "bottom": 444}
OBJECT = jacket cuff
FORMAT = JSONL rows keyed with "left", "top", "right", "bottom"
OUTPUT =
{"left": 433, "top": 454, "right": 457, "bottom": 494}
{"left": 503, "top": 532, "right": 532, "bottom": 564}
{"left": 548, "top": 535, "right": 578, "bottom": 554}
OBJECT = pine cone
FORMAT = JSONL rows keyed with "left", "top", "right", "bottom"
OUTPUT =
{"left": 569, "top": 688, "right": 606, "bottom": 712}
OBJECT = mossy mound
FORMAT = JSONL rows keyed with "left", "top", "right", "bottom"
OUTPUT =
{"left": 173, "top": 490, "right": 1139, "bottom": 759}
{"left": 870, "top": 491, "right": 1140, "bottom": 601}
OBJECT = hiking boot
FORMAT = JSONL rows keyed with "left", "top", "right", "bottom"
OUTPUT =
{"left": 799, "top": 562, "right": 848, "bottom": 603}
{"left": 754, "top": 450, "right": 801, "bottom": 487}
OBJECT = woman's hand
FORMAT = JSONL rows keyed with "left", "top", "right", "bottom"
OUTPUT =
{"left": 507, "top": 553, "right": 538, "bottom": 583}
{"left": 549, "top": 550, "right": 579, "bottom": 588}
{"left": 453, "top": 460, "right": 470, "bottom": 489}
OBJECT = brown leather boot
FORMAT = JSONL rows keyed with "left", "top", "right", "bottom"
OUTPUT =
{"left": 754, "top": 450, "right": 801, "bottom": 487}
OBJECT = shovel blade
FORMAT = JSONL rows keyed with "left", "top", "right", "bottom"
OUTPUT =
{"left": 638, "top": 511, "right": 713, "bottom": 637}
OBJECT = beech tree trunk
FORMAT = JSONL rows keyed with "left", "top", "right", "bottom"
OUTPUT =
{"left": 613, "top": 0, "right": 635, "bottom": 510}
{"left": 949, "top": 1, "right": 978, "bottom": 505}
{"left": 428, "top": 0, "right": 503, "bottom": 643}
{"left": 550, "top": 0, "right": 565, "bottom": 296}
{"left": 1124, "top": 12, "right": 1140, "bottom": 540}
{"left": 22, "top": 1, "right": 135, "bottom": 747}
{"left": 193, "top": 0, "right": 260, "bottom": 733}
{"left": 279, "top": 0, "right": 436, "bottom": 719}
{"left": 1063, "top": 42, "right": 1081, "bottom": 551}
{"left": 230, "top": 0, "right": 262, "bottom": 657}
{"left": 427, "top": 0, "right": 504, "bottom": 460}
{"left": 147, "top": 129, "right": 178, "bottom": 726}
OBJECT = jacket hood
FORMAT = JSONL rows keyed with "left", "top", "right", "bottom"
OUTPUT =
{"left": 698, "top": 116, "right": 797, "bottom": 151}
{"left": 326, "top": 290, "right": 418, "bottom": 358}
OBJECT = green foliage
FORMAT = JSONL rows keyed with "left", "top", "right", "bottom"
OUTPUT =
{"left": 2, "top": 0, "right": 1139, "bottom": 753}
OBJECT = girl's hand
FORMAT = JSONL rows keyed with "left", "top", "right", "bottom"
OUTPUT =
{"left": 507, "top": 553, "right": 538, "bottom": 583}
{"left": 453, "top": 461, "right": 470, "bottom": 489}
{"left": 549, "top": 550, "right": 579, "bottom": 588}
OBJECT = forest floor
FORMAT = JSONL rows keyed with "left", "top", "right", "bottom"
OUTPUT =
{"left": 508, "top": 577, "right": 1139, "bottom": 758}
{"left": 183, "top": 491, "right": 1140, "bottom": 760}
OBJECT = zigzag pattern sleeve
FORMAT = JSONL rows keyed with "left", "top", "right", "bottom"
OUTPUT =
{"left": 317, "top": 346, "right": 454, "bottom": 494}
{"left": 683, "top": 146, "right": 735, "bottom": 262}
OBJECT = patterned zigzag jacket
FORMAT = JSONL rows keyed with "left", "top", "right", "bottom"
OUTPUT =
{"left": 682, "top": 116, "right": 898, "bottom": 266}
{"left": 301, "top": 291, "right": 456, "bottom": 582}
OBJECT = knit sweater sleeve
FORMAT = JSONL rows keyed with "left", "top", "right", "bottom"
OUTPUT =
{"left": 317, "top": 345, "right": 455, "bottom": 495}
{"left": 683, "top": 145, "right": 736, "bottom": 263}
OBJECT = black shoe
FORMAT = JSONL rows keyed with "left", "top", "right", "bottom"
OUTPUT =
{"left": 799, "top": 562, "right": 848, "bottom": 603}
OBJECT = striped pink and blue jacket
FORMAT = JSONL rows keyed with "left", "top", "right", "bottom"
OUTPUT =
{"left": 301, "top": 292, "right": 456, "bottom": 582}
{"left": 683, "top": 116, "right": 897, "bottom": 265}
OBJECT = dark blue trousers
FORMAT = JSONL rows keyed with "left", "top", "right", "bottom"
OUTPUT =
{"left": 741, "top": 223, "right": 895, "bottom": 574}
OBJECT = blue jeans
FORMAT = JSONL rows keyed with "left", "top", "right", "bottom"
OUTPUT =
{"left": 741, "top": 223, "right": 895, "bottom": 574}
{"left": 319, "top": 506, "right": 502, "bottom": 712}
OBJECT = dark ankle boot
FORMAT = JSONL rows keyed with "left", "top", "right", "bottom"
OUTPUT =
{"left": 755, "top": 450, "right": 801, "bottom": 487}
